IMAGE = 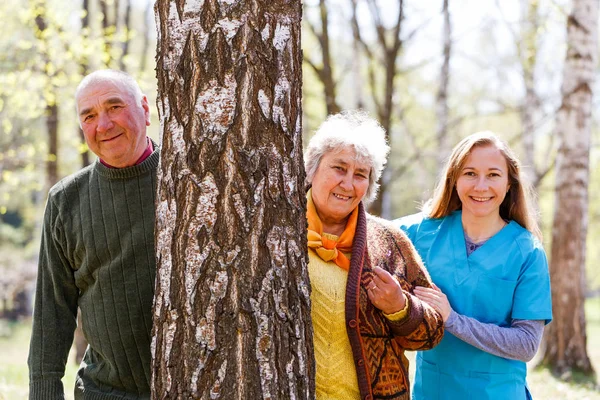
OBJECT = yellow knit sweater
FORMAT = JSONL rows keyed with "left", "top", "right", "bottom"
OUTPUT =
{"left": 308, "top": 244, "right": 361, "bottom": 400}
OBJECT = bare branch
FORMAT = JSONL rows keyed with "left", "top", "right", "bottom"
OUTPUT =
{"left": 305, "top": 14, "right": 325, "bottom": 49}
{"left": 303, "top": 56, "right": 323, "bottom": 78}
{"left": 366, "top": 0, "right": 388, "bottom": 51}
{"left": 349, "top": 0, "right": 375, "bottom": 60}
{"left": 391, "top": 0, "right": 404, "bottom": 54}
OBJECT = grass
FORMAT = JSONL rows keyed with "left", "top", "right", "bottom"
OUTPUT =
{"left": 0, "top": 319, "right": 78, "bottom": 400}
{"left": 526, "top": 297, "right": 600, "bottom": 399}
{"left": 2, "top": 299, "right": 600, "bottom": 399}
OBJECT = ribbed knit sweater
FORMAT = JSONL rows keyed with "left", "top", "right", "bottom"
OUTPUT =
{"left": 28, "top": 147, "right": 159, "bottom": 400}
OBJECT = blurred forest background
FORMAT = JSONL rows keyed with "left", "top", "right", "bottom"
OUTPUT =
{"left": 0, "top": 0, "right": 599, "bottom": 398}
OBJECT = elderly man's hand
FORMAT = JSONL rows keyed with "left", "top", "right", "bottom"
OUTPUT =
{"left": 367, "top": 266, "right": 406, "bottom": 314}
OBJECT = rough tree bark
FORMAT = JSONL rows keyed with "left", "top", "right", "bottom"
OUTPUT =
{"left": 152, "top": 1, "right": 314, "bottom": 399}
{"left": 435, "top": 0, "right": 451, "bottom": 170}
{"left": 541, "top": 0, "right": 597, "bottom": 377}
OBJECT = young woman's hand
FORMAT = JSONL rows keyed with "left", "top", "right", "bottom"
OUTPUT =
{"left": 367, "top": 266, "right": 406, "bottom": 314}
{"left": 414, "top": 283, "right": 452, "bottom": 322}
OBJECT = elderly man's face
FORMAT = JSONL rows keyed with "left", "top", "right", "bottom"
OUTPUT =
{"left": 77, "top": 80, "right": 150, "bottom": 168}
{"left": 311, "top": 147, "right": 370, "bottom": 230}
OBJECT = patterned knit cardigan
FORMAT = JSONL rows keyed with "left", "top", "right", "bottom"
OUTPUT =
{"left": 347, "top": 203, "right": 444, "bottom": 400}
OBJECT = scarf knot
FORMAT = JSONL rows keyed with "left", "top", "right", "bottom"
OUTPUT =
{"left": 306, "top": 189, "right": 357, "bottom": 271}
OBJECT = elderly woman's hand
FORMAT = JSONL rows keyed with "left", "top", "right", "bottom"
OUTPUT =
{"left": 367, "top": 266, "right": 407, "bottom": 314}
{"left": 414, "top": 283, "right": 452, "bottom": 322}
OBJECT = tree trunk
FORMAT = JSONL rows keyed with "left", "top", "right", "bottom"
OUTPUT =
{"left": 436, "top": 0, "right": 451, "bottom": 170}
{"left": 362, "top": 0, "right": 404, "bottom": 218}
{"left": 100, "top": 0, "right": 114, "bottom": 67}
{"left": 33, "top": 2, "right": 60, "bottom": 191}
{"left": 119, "top": 0, "right": 132, "bottom": 71}
{"left": 152, "top": 1, "right": 314, "bottom": 399}
{"left": 350, "top": 0, "right": 363, "bottom": 110}
{"left": 518, "top": 0, "right": 540, "bottom": 187}
{"left": 78, "top": 0, "right": 91, "bottom": 168}
{"left": 139, "top": 0, "right": 152, "bottom": 73}
{"left": 541, "top": 0, "right": 597, "bottom": 378}
{"left": 45, "top": 103, "right": 59, "bottom": 190}
{"left": 307, "top": 0, "right": 340, "bottom": 115}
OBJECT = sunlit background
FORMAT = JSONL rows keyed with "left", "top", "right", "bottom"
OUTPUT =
{"left": 0, "top": 0, "right": 599, "bottom": 398}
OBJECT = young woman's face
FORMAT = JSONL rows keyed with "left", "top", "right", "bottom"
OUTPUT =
{"left": 455, "top": 145, "right": 510, "bottom": 221}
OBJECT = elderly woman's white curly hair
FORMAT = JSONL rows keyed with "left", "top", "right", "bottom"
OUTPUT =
{"left": 304, "top": 110, "right": 390, "bottom": 205}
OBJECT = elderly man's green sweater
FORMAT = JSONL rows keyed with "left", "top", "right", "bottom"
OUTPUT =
{"left": 28, "top": 150, "right": 159, "bottom": 400}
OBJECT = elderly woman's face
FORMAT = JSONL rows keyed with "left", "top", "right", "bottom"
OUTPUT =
{"left": 311, "top": 147, "right": 370, "bottom": 228}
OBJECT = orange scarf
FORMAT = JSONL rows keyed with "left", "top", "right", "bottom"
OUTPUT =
{"left": 306, "top": 189, "right": 358, "bottom": 271}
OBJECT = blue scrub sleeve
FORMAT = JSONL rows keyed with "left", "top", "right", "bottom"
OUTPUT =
{"left": 512, "top": 244, "right": 552, "bottom": 324}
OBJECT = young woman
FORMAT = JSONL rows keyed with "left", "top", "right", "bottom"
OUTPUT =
{"left": 396, "top": 131, "right": 552, "bottom": 400}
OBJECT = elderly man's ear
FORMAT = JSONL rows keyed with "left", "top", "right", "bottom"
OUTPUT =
{"left": 141, "top": 96, "right": 151, "bottom": 126}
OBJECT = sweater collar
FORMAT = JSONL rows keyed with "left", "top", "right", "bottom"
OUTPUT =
{"left": 95, "top": 138, "right": 160, "bottom": 180}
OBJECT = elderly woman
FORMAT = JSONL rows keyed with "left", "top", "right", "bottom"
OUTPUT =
{"left": 304, "top": 111, "right": 444, "bottom": 400}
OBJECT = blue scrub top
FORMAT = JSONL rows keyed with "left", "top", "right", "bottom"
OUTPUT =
{"left": 396, "top": 211, "right": 552, "bottom": 400}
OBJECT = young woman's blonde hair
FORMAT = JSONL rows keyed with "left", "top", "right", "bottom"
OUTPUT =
{"left": 424, "top": 131, "right": 542, "bottom": 240}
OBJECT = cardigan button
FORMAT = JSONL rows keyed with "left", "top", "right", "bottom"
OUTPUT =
{"left": 357, "top": 359, "right": 364, "bottom": 366}
{"left": 349, "top": 319, "right": 357, "bottom": 328}
{"left": 365, "top": 395, "right": 372, "bottom": 400}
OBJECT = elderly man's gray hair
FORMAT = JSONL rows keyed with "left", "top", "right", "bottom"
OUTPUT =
{"left": 304, "top": 110, "right": 390, "bottom": 205}
{"left": 75, "top": 69, "right": 144, "bottom": 113}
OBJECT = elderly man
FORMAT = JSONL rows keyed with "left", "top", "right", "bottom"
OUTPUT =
{"left": 28, "top": 70, "right": 158, "bottom": 399}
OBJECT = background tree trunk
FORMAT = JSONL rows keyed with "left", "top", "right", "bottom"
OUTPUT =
{"left": 32, "top": 1, "right": 60, "bottom": 191}
{"left": 99, "top": 0, "right": 114, "bottom": 67}
{"left": 356, "top": 0, "right": 405, "bottom": 217}
{"left": 139, "top": 0, "right": 152, "bottom": 73}
{"left": 541, "top": 0, "right": 597, "bottom": 377}
{"left": 78, "top": 0, "right": 91, "bottom": 168}
{"left": 152, "top": 1, "right": 314, "bottom": 399}
{"left": 518, "top": 0, "right": 539, "bottom": 185}
{"left": 305, "top": 0, "right": 341, "bottom": 115}
{"left": 436, "top": 0, "right": 451, "bottom": 170}
{"left": 118, "top": 0, "right": 132, "bottom": 72}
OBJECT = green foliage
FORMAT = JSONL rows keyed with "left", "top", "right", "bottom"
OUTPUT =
{"left": 0, "top": 0, "right": 158, "bottom": 259}
{"left": 0, "top": 319, "right": 78, "bottom": 400}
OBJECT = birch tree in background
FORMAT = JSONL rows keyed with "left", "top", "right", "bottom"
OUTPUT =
{"left": 516, "top": 0, "right": 555, "bottom": 189}
{"left": 152, "top": 1, "right": 314, "bottom": 398}
{"left": 518, "top": 0, "right": 541, "bottom": 185}
{"left": 435, "top": 0, "right": 451, "bottom": 170}
{"left": 542, "top": 0, "right": 597, "bottom": 377}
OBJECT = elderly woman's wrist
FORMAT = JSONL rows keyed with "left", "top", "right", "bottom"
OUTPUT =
{"left": 383, "top": 293, "right": 409, "bottom": 321}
